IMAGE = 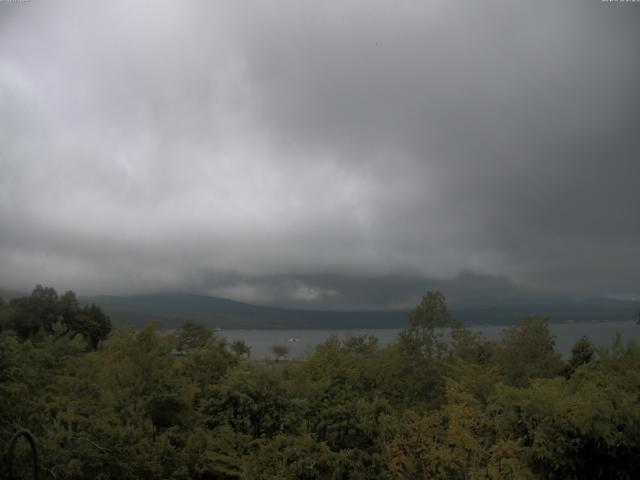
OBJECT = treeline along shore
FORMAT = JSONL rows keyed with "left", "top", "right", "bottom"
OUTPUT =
{"left": 1, "top": 287, "right": 640, "bottom": 478}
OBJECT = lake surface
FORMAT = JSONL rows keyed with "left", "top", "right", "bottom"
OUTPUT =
{"left": 221, "top": 321, "right": 640, "bottom": 360}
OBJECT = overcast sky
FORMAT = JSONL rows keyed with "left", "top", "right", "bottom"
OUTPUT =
{"left": 1, "top": 1, "right": 639, "bottom": 309}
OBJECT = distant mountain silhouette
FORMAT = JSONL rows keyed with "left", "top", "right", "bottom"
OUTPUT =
{"left": 80, "top": 293, "right": 640, "bottom": 329}
{"left": 80, "top": 294, "right": 409, "bottom": 329}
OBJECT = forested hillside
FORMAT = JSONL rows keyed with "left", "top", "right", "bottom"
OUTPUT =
{"left": 1, "top": 289, "right": 640, "bottom": 479}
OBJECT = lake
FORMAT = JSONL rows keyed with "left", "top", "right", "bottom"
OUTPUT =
{"left": 220, "top": 321, "right": 640, "bottom": 359}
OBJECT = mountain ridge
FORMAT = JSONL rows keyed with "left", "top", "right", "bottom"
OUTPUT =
{"left": 80, "top": 293, "right": 409, "bottom": 329}
{"left": 79, "top": 292, "right": 640, "bottom": 329}
{"left": 2, "top": 288, "right": 638, "bottom": 329}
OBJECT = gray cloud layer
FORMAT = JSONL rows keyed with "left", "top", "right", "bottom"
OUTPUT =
{"left": 1, "top": 1, "right": 639, "bottom": 308}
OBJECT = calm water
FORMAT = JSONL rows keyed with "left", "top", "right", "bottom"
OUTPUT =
{"left": 221, "top": 321, "right": 640, "bottom": 360}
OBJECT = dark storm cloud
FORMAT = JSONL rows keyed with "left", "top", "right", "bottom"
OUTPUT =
{"left": 1, "top": 0, "right": 639, "bottom": 307}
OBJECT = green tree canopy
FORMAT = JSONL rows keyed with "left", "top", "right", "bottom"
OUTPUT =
{"left": 177, "top": 320, "right": 213, "bottom": 351}
{"left": 271, "top": 344, "right": 290, "bottom": 362}
{"left": 497, "top": 316, "right": 565, "bottom": 387}
{"left": 566, "top": 335, "right": 596, "bottom": 376}
{"left": 230, "top": 339, "right": 251, "bottom": 358}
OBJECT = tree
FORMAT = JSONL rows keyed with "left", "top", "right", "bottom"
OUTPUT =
{"left": 386, "top": 385, "right": 533, "bottom": 480}
{"left": 177, "top": 320, "right": 213, "bottom": 351}
{"left": 0, "top": 286, "right": 111, "bottom": 349}
{"left": 29, "top": 284, "right": 60, "bottom": 333}
{"left": 343, "top": 334, "right": 379, "bottom": 355}
{"left": 408, "top": 291, "right": 452, "bottom": 330}
{"left": 6, "top": 285, "right": 61, "bottom": 339}
{"left": 271, "top": 344, "right": 290, "bottom": 362}
{"left": 230, "top": 339, "right": 251, "bottom": 358}
{"left": 492, "top": 348, "right": 640, "bottom": 480}
{"left": 58, "top": 290, "right": 80, "bottom": 332}
{"left": 76, "top": 304, "right": 112, "bottom": 350}
{"left": 204, "top": 364, "right": 305, "bottom": 438}
{"left": 497, "top": 316, "right": 564, "bottom": 387}
{"left": 399, "top": 291, "right": 453, "bottom": 360}
{"left": 450, "top": 321, "right": 496, "bottom": 365}
{"left": 243, "top": 434, "right": 340, "bottom": 479}
{"left": 0, "top": 298, "right": 8, "bottom": 332}
{"left": 183, "top": 339, "right": 238, "bottom": 395}
{"left": 566, "top": 336, "right": 595, "bottom": 376}
{"left": 385, "top": 291, "right": 455, "bottom": 409}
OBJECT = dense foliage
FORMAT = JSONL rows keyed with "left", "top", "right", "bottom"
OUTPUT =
{"left": 1, "top": 289, "right": 639, "bottom": 479}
